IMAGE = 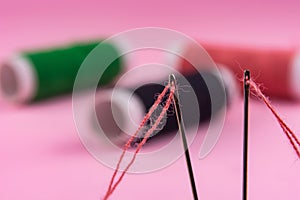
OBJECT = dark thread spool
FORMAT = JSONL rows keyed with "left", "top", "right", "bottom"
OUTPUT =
{"left": 95, "top": 70, "right": 234, "bottom": 146}
{"left": 129, "top": 71, "right": 228, "bottom": 144}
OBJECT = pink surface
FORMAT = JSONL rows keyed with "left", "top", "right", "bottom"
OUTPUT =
{"left": 1, "top": 0, "right": 300, "bottom": 199}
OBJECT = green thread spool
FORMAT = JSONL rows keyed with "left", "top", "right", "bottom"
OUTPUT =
{"left": 0, "top": 41, "right": 123, "bottom": 103}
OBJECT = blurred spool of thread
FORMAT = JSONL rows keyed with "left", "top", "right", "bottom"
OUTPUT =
{"left": 0, "top": 41, "right": 124, "bottom": 103}
{"left": 173, "top": 43, "right": 300, "bottom": 100}
{"left": 94, "top": 68, "right": 236, "bottom": 145}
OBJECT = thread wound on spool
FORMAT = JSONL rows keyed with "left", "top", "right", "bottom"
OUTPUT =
{"left": 1, "top": 41, "right": 123, "bottom": 102}
{"left": 130, "top": 70, "right": 228, "bottom": 143}
{"left": 95, "top": 69, "right": 234, "bottom": 146}
{"left": 177, "top": 42, "right": 299, "bottom": 99}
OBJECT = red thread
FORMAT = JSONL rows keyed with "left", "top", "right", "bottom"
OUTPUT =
{"left": 105, "top": 84, "right": 170, "bottom": 195}
{"left": 247, "top": 79, "right": 300, "bottom": 159}
{"left": 103, "top": 83, "right": 175, "bottom": 200}
{"left": 178, "top": 43, "right": 297, "bottom": 99}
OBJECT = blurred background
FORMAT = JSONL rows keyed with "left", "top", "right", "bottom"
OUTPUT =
{"left": 1, "top": 0, "right": 300, "bottom": 200}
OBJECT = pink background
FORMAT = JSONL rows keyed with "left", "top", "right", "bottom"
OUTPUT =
{"left": 1, "top": 0, "right": 300, "bottom": 199}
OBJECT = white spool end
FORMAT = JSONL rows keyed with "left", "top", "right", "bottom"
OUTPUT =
{"left": 95, "top": 88, "right": 145, "bottom": 146}
{"left": 212, "top": 64, "right": 239, "bottom": 104}
{"left": 164, "top": 39, "right": 188, "bottom": 69}
{"left": 0, "top": 54, "right": 36, "bottom": 103}
{"left": 290, "top": 51, "right": 300, "bottom": 100}
{"left": 217, "top": 64, "right": 239, "bottom": 103}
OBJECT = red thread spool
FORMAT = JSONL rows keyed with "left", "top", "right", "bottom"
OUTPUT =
{"left": 174, "top": 43, "right": 300, "bottom": 100}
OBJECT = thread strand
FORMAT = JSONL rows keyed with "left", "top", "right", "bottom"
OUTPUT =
{"left": 104, "top": 84, "right": 170, "bottom": 196}
{"left": 247, "top": 79, "right": 300, "bottom": 159}
{"left": 103, "top": 84, "right": 175, "bottom": 200}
